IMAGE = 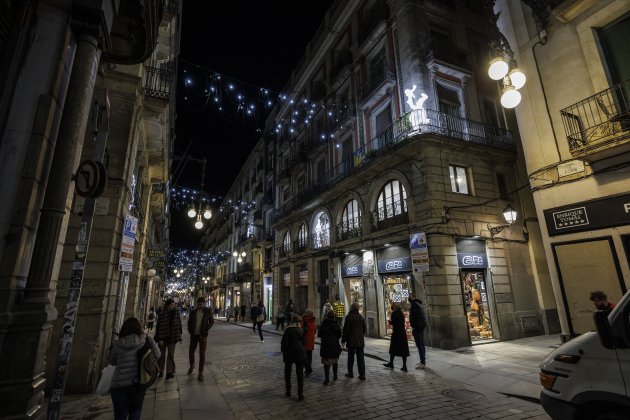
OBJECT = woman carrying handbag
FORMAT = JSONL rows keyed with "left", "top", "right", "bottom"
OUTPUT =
{"left": 317, "top": 309, "right": 342, "bottom": 384}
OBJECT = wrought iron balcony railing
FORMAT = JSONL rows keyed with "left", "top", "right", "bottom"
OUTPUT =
{"left": 336, "top": 220, "right": 361, "bottom": 241}
{"left": 371, "top": 202, "right": 409, "bottom": 231}
{"left": 358, "top": 59, "right": 396, "bottom": 103}
{"left": 560, "top": 78, "right": 630, "bottom": 154}
{"left": 144, "top": 64, "right": 173, "bottom": 100}
{"left": 293, "top": 238, "right": 309, "bottom": 254}
{"left": 310, "top": 231, "right": 330, "bottom": 249}
{"left": 426, "top": 44, "right": 469, "bottom": 70}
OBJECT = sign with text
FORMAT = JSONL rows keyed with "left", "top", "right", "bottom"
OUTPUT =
{"left": 299, "top": 270, "right": 309, "bottom": 286}
{"left": 544, "top": 193, "right": 630, "bottom": 236}
{"left": 118, "top": 214, "right": 138, "bottom": 272}
{"left": 376, "top": 256, "right": 412, "bottom": 273}
{"left": 410, "top": 232, "right": 430, "bottom": 273}
{"left": 341, "top": 254, "right": 364, "bottom": 278}
{"left": 455, "top": 238, "right": 488, "bottom": 268}
{"left": 283, "top": 272, "right": 291, "bottom": 287}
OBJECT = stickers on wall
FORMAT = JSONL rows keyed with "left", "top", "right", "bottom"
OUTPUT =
{"left": 401, "top": 289, "right": 409, "bottom": 299}
{"left": 392, "top": 293, "right": 402, "bottom": 303}
{"left": 394, "top": 284, "right": 402, "bottom": 293}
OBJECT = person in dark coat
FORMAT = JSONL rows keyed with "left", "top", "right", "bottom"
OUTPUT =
{"left": 256, "top": 300, "right": 267, "bottom": 342}
{"left": 281, "top": 314, "right": 306, "bottom": 401}
{"left": 409, "top": 293, "right": 427, "bottom": 368}
{"left": 317, "top": 309, "right": 341, "bottom": 385}
{"left": 154, "top": 298, "right": 182, "bottom": 380}
{"left": 383, "top": 302, "right": 410, "bottom": 371}
{"left": 342, "top": 302, "right": 367, "bottom": 380}
{"left": 187, "top": 296, "right": 214, "bottom": 381}
{"left": 301, "top": 309, "right": 316, "bottom": 376}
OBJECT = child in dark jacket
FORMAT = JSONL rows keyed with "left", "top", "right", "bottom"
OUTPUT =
{"left": 281, "top": 314, "right": 306, "bottom": 401}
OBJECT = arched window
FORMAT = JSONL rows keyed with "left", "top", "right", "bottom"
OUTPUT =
{"left": 296, "top": 223, "right": 308, "bottom": 251}
{"left": 377, "top": 180, "right": 407, "bottom": 221}
{"left": 312, "top": 211, "right": 330, "bottom": 248}
{"left": 341, "top": 199, "right": 361, "bottom": 239}
{"left": 282, "top": 232, "right": 291, "bottom": 255}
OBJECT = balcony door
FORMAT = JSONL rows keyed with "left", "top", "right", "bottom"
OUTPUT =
{"left": 598, "top": 15, "right": 630, "bottom": 123}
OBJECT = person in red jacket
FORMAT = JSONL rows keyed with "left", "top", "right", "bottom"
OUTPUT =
{"left": 301, "top": 308, "right": 317, "bottom": 376}
{"left": 590, "top": 291, "right": 617, "bottom": 314}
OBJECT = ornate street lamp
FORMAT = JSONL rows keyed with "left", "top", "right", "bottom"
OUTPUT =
{"left": 488, "top": 204, "right": 518, "bottom": 236}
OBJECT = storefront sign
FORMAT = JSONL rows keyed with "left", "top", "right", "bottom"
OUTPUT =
{"left": 410, "top": 232, "right": 430, "bottom": 273}
{"left": 118, "top": 214, "right": 138, "bottom": 272}
{"left": 455, "top": 238, "right": 488, "bottom": 268}
{"left": 544, "top": 193, "right": 630, "bottom": 236}
{"left": 299, "top": 270, "right": 308, "bottom": 286}
{"left": 377, "top": 256, "right": 412, "bottom": 273}
{"left": 342, "top": 254, "right": 363, "bottom": 278}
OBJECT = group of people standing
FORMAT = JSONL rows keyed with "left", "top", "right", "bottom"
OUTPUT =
{"left": 280, "top": 293, "right": 427, "bottom": 402}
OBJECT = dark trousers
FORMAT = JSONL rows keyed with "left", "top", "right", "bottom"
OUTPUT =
{"left": 257, "top": 321, "right": 264, "bottom": 340}
{"left": 284, "top": 361, "right": 304, "bottom": 396}
{"left": 111, "top": 384, "right": 146, "bottom": 420}
{"left": 158, "top": 342, "right": 176, "bottom": 375}
{"left": 305, "top": 350, "right": 313, "bottom": 372}
{"left": 347, "top": 346, "right": 365, "bottom": 377}
{"left": 413, "top": 327, "right": 426, "bottom": 364}
{"left": 324, "top": 363, "right": 338, "bottom": 380}
{"left": 252, "top": 317, "right": 257, "bottom": 331}
{"left": 276, "top": 317, "right": 285, "bottom": 330}
{"left": 188, "top": 335, "right": 207, "bottom": 373}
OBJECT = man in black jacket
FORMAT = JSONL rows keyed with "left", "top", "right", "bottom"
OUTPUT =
{"left": 187, "top": 297, "right": 214, "bottom": 381}
{"left": 408, "top": 293, "right": 427, "bottom": 369}
{"left": 342, "top": 302, "right": 367, "bottom": 380}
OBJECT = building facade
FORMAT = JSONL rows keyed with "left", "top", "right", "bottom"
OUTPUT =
{"left": 0, "top": 0, "right": 179, "bottom": 416}
{"left": 203, "top": 0, "right": 554, "bottom": 350}
{"left": 495, "top": 0, "right": 630, "bottom": 339}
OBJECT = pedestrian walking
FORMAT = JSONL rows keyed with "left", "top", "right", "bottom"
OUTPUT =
{"left": 342, "top": 302, "right": 367, "bottom": 380}
{"left": 109, "top": 317, "right": 160, "bottom": 420}
{"left": 285, "top": 300, "right": 295, "bottom": 323}
{"left": 276, "top": 304, "right": 286, "bottom": 330}
{"left": 281, "top": 314, "right": 306, "bottom": 401}
{"left": 251, "top": 300, "right": 258, "bottom": 332}
{"left": 408, "top": 293, "right": 427, "bottom": 369}
{"left": 187, "top": 297, "right": 214, "bottom": 381}
{"left": 146, "top": 307, "right": 155, "bottom": 332}
{"left": 333, "top": 294, "right": 345, "bottom": 326}
{"left": 240, "top": 303, "right": 247, "bottom": 323}
{"left": 154, "top": 298, "right": 182, "bottom": 380}
{"left": 383, "top": 302, "right": 410, "bottom": 372}
{"left": 318, "top": 310, "right": 341, "bottom": 385}
{"left": 301, "top": 309, "right": 316, "bottom": 376}
{"left": 321, "top": 299, "right": 333, "bottom": 323}
{"left": 234, "top": 305, "right": 240, "bottom": 323}
{"left": 255, "top": 300, "right": 267, "bottom": 342}
{"left": 225, "top": 305, "right": 232, "bottom": 323}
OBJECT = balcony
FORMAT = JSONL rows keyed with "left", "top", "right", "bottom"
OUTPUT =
{"left": 358, "top": 59, "right": 396, "bottom": 107}
{"left": 277, "top": 244, "right": 291, "bottom": 259}
{"left": 330, "top": 50, "right": 353, "bottom": 89}
{"left": 426, "top": 44, "right": 470, "bottom": 79}
{"left": 330, "top": 105, "right": 356, "bottom": 132}
{"left": 371, "top": 204, "right": 409, "bottom": 231}
{"left": 293, "top": 238, "right": 309, "bottom": 254}
{"left": 310, "top": 231, "right": 330, "bottom": 249}
{"left": 561, "top": 79, "right": 630, "bottom": 168}
{"left": 237, "top": 263, "right": 253, "bottom": 276}
{"left": 144, "top": 64, "right": 174, "bottom": 101}
{"left": 336, "top": 220, "right": 361, "bottom": 242}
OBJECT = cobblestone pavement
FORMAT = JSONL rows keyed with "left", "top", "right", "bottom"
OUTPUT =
{"left": 53, "top": 319, "right": 551, "bottom": 419}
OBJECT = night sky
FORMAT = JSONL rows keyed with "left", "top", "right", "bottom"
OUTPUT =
{"left": 171, "top": 1, "right": 334, "bottom": 248}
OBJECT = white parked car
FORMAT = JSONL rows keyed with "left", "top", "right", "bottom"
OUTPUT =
{"left": 539, "top": 290, "right": 630, "bottom": 419}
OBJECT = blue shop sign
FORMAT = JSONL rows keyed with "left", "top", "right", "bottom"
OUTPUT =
{"left": 377, "top": 256, "right": 412, "bottom": 273}
{"left": 342, "top": 263, "right": 363, "bottom": 277}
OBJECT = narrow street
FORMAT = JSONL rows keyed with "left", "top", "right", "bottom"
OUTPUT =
{"left": 55, "top": 320, "right": 550, "bottom": 419}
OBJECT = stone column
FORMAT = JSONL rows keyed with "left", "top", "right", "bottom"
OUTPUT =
{"left": 2, "top": 33, "right": 100, "bottom": 419}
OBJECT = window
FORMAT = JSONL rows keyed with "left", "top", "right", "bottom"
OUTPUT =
{"left": 437, "top": 84, "right": 461, "bottom": 117}
{"left": 377, "top": 180, "right": 407, "bottom": 221}
{"left": 312, "top": 211, "right": 330, "bottom": 248}
{"left": 375, "top": 104, "right": 392, "bottom": 137}
{"left": 483, "top": 98, "right": 501, "bottom": 128}
{"left": 316, "top": 159, "right": 326, "bottom": 185}
{"left": 281, "top": 185, "right": 290, "bottom": 203}
{"left": 342, "top": 199, "right": 362, "bottom": 232}
{"left": 449, "top": 165, "right": 469, "bottom": 194}
{"left": 496, "top": 172, "right": 508, "bottom": 198}
{"left": 297, "top": 223, "right": 308, "bottom": 247}
{"left": 282, "top": 232, "right": 291, "bottom": 253}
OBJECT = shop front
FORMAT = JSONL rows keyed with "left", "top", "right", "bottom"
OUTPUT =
{"left": 281, "top": 269, "right": 291, "bottom": 310}
{"left": 456, "top": 238, "right": 495, "bottom": 343}
{"left": 376, "top": 246, "right": 413, "bottom": 340}
{"left": 341, "top": 254, "right": 366, "bottom": 317}
{"left": 263, "top": 275, "right": 273, "bottom": 322}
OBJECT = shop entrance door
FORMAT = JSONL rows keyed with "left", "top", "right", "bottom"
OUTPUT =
{"left": 461, "top": 270, "right": 494, "bottom": 342}
{"left": 382, "top": 274, "right": 413, "bottom": 340}
{"left": 343, "top": 277, "right": 365, "bottom": 317}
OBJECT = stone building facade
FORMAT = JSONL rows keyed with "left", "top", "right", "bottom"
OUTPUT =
{"left": 495, "top": 0, "right": 630, "bottom": 339}
{"left": 0, "top": 0, "right": 179, "bottom": 416}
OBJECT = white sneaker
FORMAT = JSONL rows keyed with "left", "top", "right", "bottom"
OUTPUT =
{"left": 416, "top": 363, "right": 426, "bottom": 369}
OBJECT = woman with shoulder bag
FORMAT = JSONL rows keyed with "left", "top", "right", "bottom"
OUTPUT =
{"left": 109, "top": 317, "right": 161, "bottom": 420}
{"left": 281, "top": 314, "right": 307, "bottom": 401}
{"left": 317, "top": 310, "right": 342, "bottom": 384}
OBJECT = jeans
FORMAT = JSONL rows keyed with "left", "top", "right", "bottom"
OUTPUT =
{"left": 257, "top": 321, "right": 264, "bottom": 340}
{"left": 111, "top": 384, "right": 145, "bottom": 420}
{"left": 189, "top": 335, "right": 208, "bottom": 373}
{"left": 158, "top": 342, "right": 176, "bottom": 375}
{"left": 347, "top": 346, "right": 365, "bottom": 377}
{"left": 284, "top": 361, "right": 304, "bottom": 396}
{"left": 412, "top": 327, "right": 426, "bottom": 364}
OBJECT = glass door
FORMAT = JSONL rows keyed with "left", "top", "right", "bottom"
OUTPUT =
{"left": 382, "top": 274, "right": 412, "bottom": 340}
{"left": 461, "top": 270, "right": 494, "bottom": 342}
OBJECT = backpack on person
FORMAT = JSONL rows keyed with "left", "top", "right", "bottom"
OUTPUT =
{"left": 137, "top": 337, "right": 159, "bottom": 389}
